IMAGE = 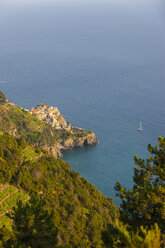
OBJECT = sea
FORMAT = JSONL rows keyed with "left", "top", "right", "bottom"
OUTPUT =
{"left": 0, "top": 0, "right": 165, "bottom": 204}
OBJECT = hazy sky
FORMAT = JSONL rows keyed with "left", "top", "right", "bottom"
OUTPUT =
{"left": 1, "top": 0, "right": 162, "bottom": 4}
{"left": 1, "top": 0, "right": 164, "bottom": 14}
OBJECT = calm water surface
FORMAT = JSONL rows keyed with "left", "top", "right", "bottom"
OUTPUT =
{"left": 0, "top": 0, "right": 165, "bottom": 204}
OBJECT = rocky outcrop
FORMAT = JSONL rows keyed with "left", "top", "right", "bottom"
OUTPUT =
{"left": 43, "top": 132, "right": 98, "bottom": 158}
{"left": 43, "top": 145, "right": 63, "bottom": 158}
{"left": 61, "top": 132, "right": 98, "bottom": 151}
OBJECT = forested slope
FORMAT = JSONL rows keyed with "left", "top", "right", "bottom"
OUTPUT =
{"left": 0, "top": 132, "right": 118, "bottom": 247}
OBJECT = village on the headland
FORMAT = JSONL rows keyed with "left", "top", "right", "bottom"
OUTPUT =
{"left": 26, "top": 104, "right": 72, "bottom": 130}
{"left": 0, "top": 92, "right": 83, "bottom": 132}
{"left": 2, "top": 94, "right": 82, "bottom": 132}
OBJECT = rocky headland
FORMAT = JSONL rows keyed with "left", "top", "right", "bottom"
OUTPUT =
{"left": 0, "top": 91, "right": 98, "bottom": 158}
{"left": 27, "top": 103, "right": 98, "bottom": 157}
{"left": 45, "top": 131, "right": 98, "bottom": 158}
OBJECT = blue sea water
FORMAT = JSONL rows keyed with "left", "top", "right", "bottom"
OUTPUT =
{"left": 0, "top": 0, "right": 165, "bottom": 204}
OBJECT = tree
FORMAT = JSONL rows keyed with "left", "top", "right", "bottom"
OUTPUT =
{"left": 102, "top": 137, "right": 165, "bottom": 247}
{"left": 115, "top": 136, "right": 165, "bottom": 231}
{"left": 102, "top": 221, "right": 162, "bottom": 248}
{"left": 0, "top": 195, "right": 58, "bottom": 248}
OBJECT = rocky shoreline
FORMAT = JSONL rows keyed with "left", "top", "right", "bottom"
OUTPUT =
{"left": 43, "top": 131, "right": 98, "bottom": 158}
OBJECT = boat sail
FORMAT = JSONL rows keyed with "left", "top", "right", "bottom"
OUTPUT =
{"left": 138, "top": 121, "right": 143, "bottom": 131}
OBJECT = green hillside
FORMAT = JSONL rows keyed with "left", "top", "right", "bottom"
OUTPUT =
{"left": 0, "top": 132, "right": 118, "bottom": 247}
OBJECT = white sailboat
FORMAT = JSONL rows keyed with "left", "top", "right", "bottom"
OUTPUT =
{"left": 138, "top": 121, "right": 143, "bottom": 131}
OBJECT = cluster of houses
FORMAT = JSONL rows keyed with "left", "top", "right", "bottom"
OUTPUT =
{"left": 27, "top": 104, "right": 71, "bottom": 130}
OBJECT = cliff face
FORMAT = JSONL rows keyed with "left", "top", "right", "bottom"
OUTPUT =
{"left": 43, "top": 132, "right": 98, "bottom": 158}
{"left": 61, "top": 132, "right": 98, "bottom": 150}
{"left": 43, "top": 144, "right": 62, "bottom": 158}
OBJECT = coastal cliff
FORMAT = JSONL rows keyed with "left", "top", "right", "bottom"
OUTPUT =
{"left": 44, "top": 131, "right": 98, "bottom": 158}
{"left": 61, "top": 131, "right": 98, "bottom": 149}
{"left": 0, "top": 91, "right": 98, "bottom": 157}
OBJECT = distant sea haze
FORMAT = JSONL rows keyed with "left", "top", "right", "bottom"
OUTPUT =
{"left": 0, "top": 0, "right": 165, "bottom": 204}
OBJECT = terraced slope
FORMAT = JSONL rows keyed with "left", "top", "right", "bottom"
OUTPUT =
{"left": 0, "top": 184, "right": 29, "bottom": 229}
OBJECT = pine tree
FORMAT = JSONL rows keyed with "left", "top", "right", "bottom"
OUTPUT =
{"left": 102, "top": 221, "right": 162, "bottom": 248}
{"left": 102, "top": 137, "right": 165, "bottom": 248}
{"left": 1, "top": 195, "right": 58, "bottom": 248}
{"left": 115, "top": 136, "right": 165, "bottom": 231}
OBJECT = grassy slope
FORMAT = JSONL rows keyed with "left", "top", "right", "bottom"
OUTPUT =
{"left": 0, "top": 132, "right": 118, "bottom": 247}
